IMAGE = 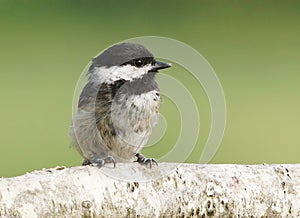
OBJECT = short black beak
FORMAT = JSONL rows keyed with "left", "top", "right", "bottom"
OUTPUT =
{"left": 151, "top": 61, "right": 171, "bottom": 72}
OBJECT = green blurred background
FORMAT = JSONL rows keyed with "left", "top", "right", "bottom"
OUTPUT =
{"left": 1, "top": 1, "right": 299, "bottom": 177}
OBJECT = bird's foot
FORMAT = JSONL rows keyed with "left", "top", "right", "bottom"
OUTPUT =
{"left": 135, "top": 153, "right": 158, "bottom": 168}
{"left": 82, "top": 156, "right": 116, "bottom": 168}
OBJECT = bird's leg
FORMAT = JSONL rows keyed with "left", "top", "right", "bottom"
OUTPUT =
{"left": 82, "top": 159, "right": 92, "bottom": 166}
{"left": 82, "top": 156, "right": 116, "bottom": 168}
{"left": 135, "top": 153, "right": 158, "bottom": 168}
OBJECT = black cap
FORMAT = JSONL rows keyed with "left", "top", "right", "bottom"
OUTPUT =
{"left": 89, "top": 43, "right": 154, "bottom": 71}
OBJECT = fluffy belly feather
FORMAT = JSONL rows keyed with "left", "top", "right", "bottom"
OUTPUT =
{"left": 109, "top": 90, "right": 160, "bottom": 160}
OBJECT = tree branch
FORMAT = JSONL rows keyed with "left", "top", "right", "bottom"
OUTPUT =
{"left": 1, "top": 163, "right": 300, "bottom": 217}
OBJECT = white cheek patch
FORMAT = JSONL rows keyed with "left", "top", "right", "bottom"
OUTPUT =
{"left": 90, "top": 65, "right": 153, "bottom": 84}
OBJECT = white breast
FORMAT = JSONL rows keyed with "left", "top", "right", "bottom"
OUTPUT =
{"left": 110, "top": 90, "right": 160, "bottom": 158}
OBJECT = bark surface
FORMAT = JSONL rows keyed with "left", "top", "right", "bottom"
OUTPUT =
{"left": 1, "top": 163, "right": 299, "bottom": 217}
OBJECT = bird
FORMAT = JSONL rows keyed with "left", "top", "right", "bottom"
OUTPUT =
{"left": 70, "top": 42, "right": 171, "bottom": 168}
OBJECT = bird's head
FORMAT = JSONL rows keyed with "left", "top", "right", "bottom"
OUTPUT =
{"left": 88, "top": 43, "right": 171, "bottom": 84}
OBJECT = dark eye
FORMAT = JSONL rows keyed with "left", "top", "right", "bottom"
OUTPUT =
{"left": 133, "top": 59, "right": 143, "bottom": 68}
{"left": 121, "top": 57, "right": 154, "bottom": 68}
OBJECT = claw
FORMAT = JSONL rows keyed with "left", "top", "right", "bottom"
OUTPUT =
{"left": 135, "top": 153, "right": 158, "bottom": 168}
{"left": 103, "top": 156, "right": 116, "bottom": 168}
{"left": 82, "top": 156, "right": 116, "bottom": 168}
{"left": 82, "top": 159, "right": 92, "bottom": 166}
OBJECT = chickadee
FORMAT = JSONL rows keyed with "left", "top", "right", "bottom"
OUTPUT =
{"left": 70, "top": 43, "right": 171, "bottom": 167}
